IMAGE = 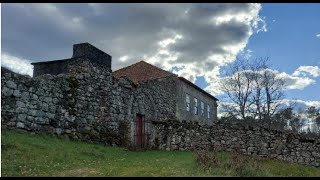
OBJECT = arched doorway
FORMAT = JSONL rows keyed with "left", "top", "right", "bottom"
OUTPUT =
{"left": 131, "top": 93, "right": 155, "bottom": 149}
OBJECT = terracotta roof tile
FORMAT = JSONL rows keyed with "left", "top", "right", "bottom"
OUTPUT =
{"left": 113, "top": 60, "right": 218, "bottom": 101}
{"left": 113, "top": 61, "right": 176, "bottom": 84}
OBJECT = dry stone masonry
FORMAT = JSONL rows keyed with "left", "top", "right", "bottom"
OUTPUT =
{"left": 1, "top": 43, "right": 319, "bottom": 167}
{"left": 153, "top": 120, "right": 320, "bottom": 167}
{"left": 1, "top": 56, "right": 178, "bottom": 147}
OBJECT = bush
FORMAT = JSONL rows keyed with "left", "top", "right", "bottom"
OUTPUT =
{"left": 228, "top": 146, "right": 261, "bottom": 177}
{"left": 196, "top": 150, "right": 219, "bottom": 170}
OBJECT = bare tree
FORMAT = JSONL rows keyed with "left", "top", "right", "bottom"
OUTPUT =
{"left": 306, "top": 106, "right": 320, "bottom": 133}
{"left": 220, "top": 57, "right": 285, "bottom": 124}
{"left": 315, "top": 116, "right": 320, "bottom": 134}
{"left": 249, "top": 58, "right": 269, "bottom": 121}
{"left": 273, "top": 107, "right": 293, "bottom": 131}
{"left": 289, "top": 117, "right": 301, "bottom": 133}
{"left": 220, "top": 58, "right": 255, "bottom": 119}
{"left": 260, "top": 69, "right": 285, "bottom": 126}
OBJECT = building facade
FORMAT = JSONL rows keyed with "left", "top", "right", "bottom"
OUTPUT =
{"left": 3, "top": 42, "right": 218, "bottom": 149}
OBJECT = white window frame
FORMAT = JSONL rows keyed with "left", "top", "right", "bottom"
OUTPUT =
{"left": 201, "top": 101, "right": 205, "bottom": 116}
{"left": 194, "top": 98, "right": 198, "bottom": 115}
{"left": 186, "top": 94, "right": 190, "bottom": 112}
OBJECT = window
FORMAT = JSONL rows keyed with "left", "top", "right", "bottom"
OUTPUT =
{"left": 186, "top": 94, "right": 190, "bottom": 112}
{"left": 201, "top": 101, "right": 205, "bottom": 116}
{"left": 207, "top": 104, "right": 211, "bottom": 119}
{"left": 194, "top": 98, "right": 198, "bottom": 115}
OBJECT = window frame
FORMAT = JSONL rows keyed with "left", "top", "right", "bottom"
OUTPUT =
{"left": 186, "top": 94, "right": 190, "bottom": 112}
{"left": 207, "top": 104, "right": 211, "bottom": 119}
{"left": 201, "top": 101, "right": 205, "bottom": 117}
{"left": 194, "top": 97, "right": 198, "bottom": 115}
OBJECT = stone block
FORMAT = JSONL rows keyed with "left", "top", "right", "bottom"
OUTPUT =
{"left": 17, "top": 114, "right": 27, "bottom": 121}
{"left": 6, "top": 80, "right": 17, "bottom": 89}
{"left": 16, "top": 122, "right": 25, "bottom": 128}
{"left": 2, "top": 87, "right": 13, "bottom": 96}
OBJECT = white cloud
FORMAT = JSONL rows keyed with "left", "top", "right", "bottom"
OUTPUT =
{"left": 217, "top": 99, "right": 320, "bottom": 118}
{"left": 119, "top": 55, "right": 129, "bottom": 62}
{"left": 205, "top": 68, "right": 316, "bottom": 97}
{"left": 279, "top": 99, "right": 320, "bottom": 110}
{"left": 217, "top": 101, "right": 238, "bottom": 118}
{"left": 204, "top": 77, "right": 224, "bottom": 96}
{"left": 292, "top": 65, "right": 320, "bottom": 78}
{"left": 237, "top": 49, "right": 253, "bottom": 60}
{"left": 1, "top": 52, "right": 33, "bottom": 77}
{"left": 316, "top": 34, "right": 320, "bottom": 38}
{"left": 277, "top": 71, "right": 315, "bottom": 90}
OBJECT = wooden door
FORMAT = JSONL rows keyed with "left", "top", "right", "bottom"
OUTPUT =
{"left": 135, "top": 114, "right": 145, "bottom": 148}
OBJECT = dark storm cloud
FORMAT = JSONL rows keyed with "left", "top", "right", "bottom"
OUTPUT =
{"left": 2, "top": 3, "right": 266, "bottom": 89}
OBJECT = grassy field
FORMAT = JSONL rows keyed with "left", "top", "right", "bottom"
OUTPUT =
{"left": 1, "top": 130, "right": 320, "bottom": 177}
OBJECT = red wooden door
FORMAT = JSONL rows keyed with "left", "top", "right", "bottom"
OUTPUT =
{"left": 135, "top": 114, "right": 144, "bottom": 148}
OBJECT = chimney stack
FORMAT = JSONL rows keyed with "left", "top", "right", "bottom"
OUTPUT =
{"left": 72, "top": 42, "right": 112, "bottom": 68}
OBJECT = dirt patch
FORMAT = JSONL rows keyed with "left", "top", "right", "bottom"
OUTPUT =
{"left": 57, "top": 168, "right": 100, "bottom": 177}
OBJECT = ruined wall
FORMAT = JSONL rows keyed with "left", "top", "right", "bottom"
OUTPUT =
{"left": 153, "top": 120, "right": 320, "bottom": 167}
{"left": 72, "top": 43, "right": 112, "bottom": 68}
{"left": 1, "top": 57, "right": 131, "bottom": 146}
{"left": 1, "top": 58, "right": 179, "bottom": 148}
{"left": 32, "top": 43, "right": 112, "bottom": 77}
{"left": 32, "top": 59, "right": 69, "bottom": 77}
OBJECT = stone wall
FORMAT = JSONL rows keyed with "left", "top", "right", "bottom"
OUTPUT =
{"left": 127, "top": 76, "right": 179, "bottom": 147}
{"left": 1, "top": 58, "right": 179, "bottom": 148}
{"left": 1, "top": 57, "right": 130, "bottom": 146}
{"left": 2, "top": 58, "right": 320, "bottom": 167}
{"left": 152, "top": 120, "right": 320, "bottom": 167}
{"left": 32, "top": 59, "right": 69, "bottom": 77}
{"left": 32, "top": 43, "right": 111, "bottom": 77}
{"left": 72, "top": 43, "right": 112, "bottom": 67}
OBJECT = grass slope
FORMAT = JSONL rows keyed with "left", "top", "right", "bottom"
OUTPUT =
{"left": 1, "top": 130, "right": 320, "bottom": 177}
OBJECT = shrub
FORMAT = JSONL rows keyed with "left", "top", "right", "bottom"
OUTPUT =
{"left": 196, "top": 149, "right": 219, "bottom": 170}
{"left": 228, "top": 146, "right": 261, "bottom": 177}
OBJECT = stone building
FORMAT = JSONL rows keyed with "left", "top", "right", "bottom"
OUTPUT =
{"left": 29, "top": 42, "right": 218, "bottom": 148}
{"left": 113, "top": 60, "right": 219, "bottom": 124}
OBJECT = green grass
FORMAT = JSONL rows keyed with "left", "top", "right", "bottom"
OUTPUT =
{"left": 1, "top": 130, "right": 320, "bottom": 177}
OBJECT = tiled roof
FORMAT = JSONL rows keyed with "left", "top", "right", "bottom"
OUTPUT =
{"left": 113, "top": 61, "right": 177, "bottom": 84}
{"left": 113, "top": 60, "right": 218, "bottom": 101}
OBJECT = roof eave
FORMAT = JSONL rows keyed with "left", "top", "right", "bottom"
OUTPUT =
{"left": 178, "top": 77, "right": 218, "bottom": 101}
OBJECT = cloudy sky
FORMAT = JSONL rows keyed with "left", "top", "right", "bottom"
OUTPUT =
{"left": 1, "top": 3, "right": 320, "bottom": 110}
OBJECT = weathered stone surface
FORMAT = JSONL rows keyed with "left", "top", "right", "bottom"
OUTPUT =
{"left": 56, "top": 128, "right": 63, "bottom": 135}
{"left": 17, "top": 114, "right": 27, "bottom": 121}
{"left": 13, "top": 90, "right": 21, "bottom": 97}
{"left": 6, "top": 80, "right": 17, "bottom": 89}
{"left": 21, "top": 92, "right": 30, "bottom": 101}
{"left": 2, "top": 87, "right": 13, "bottom": 96}
{"left": 16, "top": 122, "right": 25, "bottom": 128}
{"left": 152, "top": 120, "right": 320, "bottom": 167}
{"left": 16, "top": 101, "right": 26, "bottom": 108}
